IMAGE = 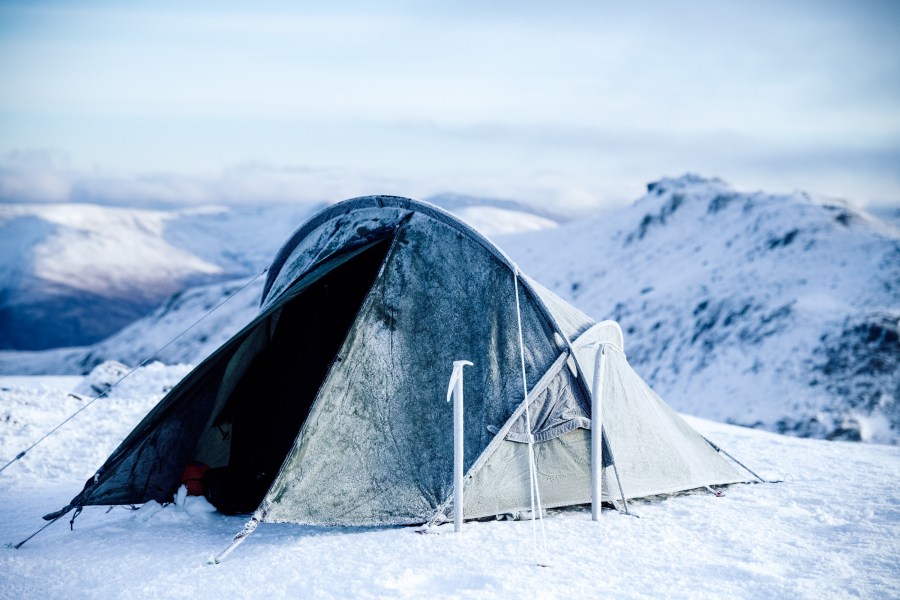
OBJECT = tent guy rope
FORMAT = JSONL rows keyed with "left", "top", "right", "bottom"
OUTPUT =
{"left": 704, "top": 438, "right": 780, "bottom": 484}
{"left": 513, "top": 265, "right": 549, "bottom": 567}
{"left": 0, "top": 268, "right": 268, "bottom": 477}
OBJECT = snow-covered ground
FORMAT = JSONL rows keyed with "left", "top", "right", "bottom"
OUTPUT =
{"left": 1, "top": 368, "right": 897, "bottom": 599}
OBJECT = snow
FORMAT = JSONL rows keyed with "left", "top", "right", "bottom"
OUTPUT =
{"left": 0, "top": 175, "right": 897, "bottom": 595}
{"left": 448, "top": 206, "right": 557, "bottom": 236}
{"left": 1, "top": 367, "right": 898, "bottom": 599}
{"left": 498, "top": 175, "right": 900, "bottom": 443}
{"left": 0, "top": 203, "right": 222, "bottom": 298}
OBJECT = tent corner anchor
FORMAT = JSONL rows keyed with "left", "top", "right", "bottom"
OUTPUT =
{"left": 210, "top": 502, "right": 269, "bottom": 564}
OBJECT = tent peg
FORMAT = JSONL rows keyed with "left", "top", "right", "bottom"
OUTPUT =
{"left": 447, "top": 360, "right": 473, "bottom": 533}
{"left": 210, "top": 502, "right": 269, "bottom": 564}
{"left": 591, "top": 345, "right": 607, "bottom": 521}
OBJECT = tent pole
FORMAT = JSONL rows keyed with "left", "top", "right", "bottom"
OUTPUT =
{"left": 447, "top": 360, "right": 473, "bottom": 533}
{"left": 591, "top": 345, "right": 607, "bottom": 521}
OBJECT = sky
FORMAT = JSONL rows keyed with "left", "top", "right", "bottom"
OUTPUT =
{"left": 0, "top": 0, "right": 898, "bottom": 212}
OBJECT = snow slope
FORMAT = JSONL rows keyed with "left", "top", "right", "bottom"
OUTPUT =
{"left": 0, "top": 368, "right": 897, "bottom": 599}
{"left": 499, "top": 175, "right": 899, "bottom": 443}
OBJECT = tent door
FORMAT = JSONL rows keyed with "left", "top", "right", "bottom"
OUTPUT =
{"left": 200, "top": 236, "right": 395, "bottom": 514}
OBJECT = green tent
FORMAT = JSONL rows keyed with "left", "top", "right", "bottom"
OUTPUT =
{"left": 60, "top": 196, "right": 745, "bottom": 529}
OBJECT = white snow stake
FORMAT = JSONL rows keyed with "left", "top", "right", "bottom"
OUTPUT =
{"left": 211, "top": 500, "right": 270, "bottom": 564}
{"left": 591, "top": 345, "right": 607, "bottom": 521}
{"left": 447, "top": 360, "right": 473, "bottom": 533}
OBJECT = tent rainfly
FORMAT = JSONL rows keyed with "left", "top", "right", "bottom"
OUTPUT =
{"left": 51, "top": 196, "right": 749, "bottom": 544}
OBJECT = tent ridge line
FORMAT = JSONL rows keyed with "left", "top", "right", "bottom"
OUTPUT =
{"left": 262, "top": 196, "right": 517, "bottom": 304}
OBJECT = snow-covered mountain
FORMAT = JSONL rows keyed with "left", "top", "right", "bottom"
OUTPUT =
{"left": 500, "top": 175, "right": 899, "bottom": 443}
{"left": 0, "top": 195, "right": 558, "bottom": 352}
{"left": 1, "top": 176, "right": 896, "bottom": 444}
{"left": 426, "top": 192, "right": 566, "bottom": 235}
{"left": 0, "top": 276, "right": 266, "bottom": 375}
{"left": 0, "top": 203, "right": 223, "bottom": 350}
{"left": 0, "top": 203, "right": 315, "bottom": 350}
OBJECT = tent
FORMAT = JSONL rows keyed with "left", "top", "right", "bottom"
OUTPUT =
{"left": 58, "top": 196, "right": 747, "bottom": 531}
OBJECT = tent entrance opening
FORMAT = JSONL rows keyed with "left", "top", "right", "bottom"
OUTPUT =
{"left": 203, "top": 236, "right": 394, "bottom": 514}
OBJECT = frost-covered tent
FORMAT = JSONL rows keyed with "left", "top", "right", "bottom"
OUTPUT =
{"left": 60, "top": 196, "right": 746, "bottom": 527}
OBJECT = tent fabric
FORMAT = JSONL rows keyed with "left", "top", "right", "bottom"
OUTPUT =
{"left": 523, "top": 276, "right": 595, "bottom": 343}
{"left": 66, "top": 195, "right": 747, "bottom": 527}
{"left": 570, "top": 324, "right": 746, "bottom": 498}
{"left": 503, "top": 352, "right": 591, "bottom": 444}
{"left": 70, "top": 235, "right": 396, "bottom": 509}
{"left": 262, "top": 212, "right": 561, "bottom": 525}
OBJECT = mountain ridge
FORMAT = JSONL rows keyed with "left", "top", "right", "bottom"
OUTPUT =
{"left": 499, "top": 175, "right": 898, "bottom": 442}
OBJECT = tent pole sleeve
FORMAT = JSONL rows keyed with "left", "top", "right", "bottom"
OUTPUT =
{"left": 447, "top": 360, "right": 473, "bottom": 533}
{"left": 591, "top": 345, "right": 607, "bottom": 521}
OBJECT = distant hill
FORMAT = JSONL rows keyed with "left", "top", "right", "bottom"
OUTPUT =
{"left": 0, "top": 203, "right": 316, "bottom": 350}
{"left": 499, "top": 175, "right": 899, "bottom": 443}
{"left": 425, "top": 192, "right": 567, "bottom": 234}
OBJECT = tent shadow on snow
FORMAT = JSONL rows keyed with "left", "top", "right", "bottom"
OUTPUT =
{"left": 54, "top": 196, "right": 750, "bottom": 542}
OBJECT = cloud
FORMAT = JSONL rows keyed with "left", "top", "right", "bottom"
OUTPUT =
{"left": 2, "top": 137, "right": 898, "bottom": 216}
{"left": 0, "top": 151, "right": 430, "bottom": 208}
{"left": 2, "top": 3, "right": 899, "bottom": 214}
{"left": 0, "top": 150, "right": 73, "bottom": 203}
